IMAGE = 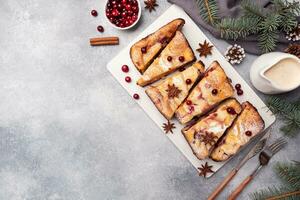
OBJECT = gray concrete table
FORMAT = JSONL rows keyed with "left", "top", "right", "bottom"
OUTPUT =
{"left": 0, "top": 0, "right": 299, "bottom": 200}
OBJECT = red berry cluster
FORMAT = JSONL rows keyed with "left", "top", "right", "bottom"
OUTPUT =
{"left": 121, "top": 65, "right": 139, "bottom": 100}
{"left": 235, "top": 83, "right": 244, "bottom": 96}
{"left": 106, "top": 0, "right": 139, "bottom": 28}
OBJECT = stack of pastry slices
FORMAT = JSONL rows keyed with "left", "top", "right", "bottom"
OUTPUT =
{"left": 130, "top": 18, "right": 265, "bottom": 162}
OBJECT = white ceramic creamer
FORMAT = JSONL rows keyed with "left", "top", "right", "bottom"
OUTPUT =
{"left": 250, "top": 52, "right": 300, "bottom": 94}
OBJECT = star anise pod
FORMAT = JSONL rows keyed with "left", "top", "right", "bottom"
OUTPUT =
{"left": 166, "top": 84, "right": 182, "bottom": 99}
{"left": 162, "top": 120, "right": 176, "bottom": 134}
{"left": 285, "top": 44, "right": 300, "bottom": 58}
{"left": 196, "top": 40, "right": 213, "bottom": 57}
{"left": 144, "top": 0, "right": 158, "bottom": 12}
{"left": 196, "top": 131, "right": 218, "bottom": 146}
{"left": 198, "top": 162, "right": 214, "bottom": 178}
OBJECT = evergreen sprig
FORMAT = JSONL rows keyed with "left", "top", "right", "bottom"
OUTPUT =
{"left": 275, "top": 161, "right": 300, "bottom": 189}
{"left": 195, "top": 0, "right": 219, "bottom": 25}
{"left": 196, "top": 0, "right": 300, "bottom": 53}
{"left": 266, "top": 96, "right": 300, "bottom": 137}
{"left": 250, "top": 161, "right": 300, "bottom": 200}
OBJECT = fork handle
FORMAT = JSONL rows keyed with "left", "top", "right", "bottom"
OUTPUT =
{"left": 208, "top": 169, "right": 238, "bottom": 200}
{"left": 228, "top": 175, "right": 254, "bottom": 200}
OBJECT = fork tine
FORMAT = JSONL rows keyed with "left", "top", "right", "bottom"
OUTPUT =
{"left": 269, "top": 138, "right": 287, "bottom": 154}
{"left": 272, "top": 141, "right": 287, "bottom": 154}
{"left": 270, "top": 139, "right": 285, "bottom": 151}
{"left": 269, "top": 137, "right": 285, "bottom": 150}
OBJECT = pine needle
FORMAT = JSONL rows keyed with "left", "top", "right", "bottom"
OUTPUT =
{"left": 266, "top": 96, "right": 300, "bottom": 137}
{"left": 274, "top": 161, "right": 300, "bottom": 189}
{"left": 250, "top": 161, "right": 300, "bottom": 200}
{"left": 195, "top": 0, "right": 219, "bottom": 25}
{"left": 219, "top": 17, "right": 258, "bottom": 40}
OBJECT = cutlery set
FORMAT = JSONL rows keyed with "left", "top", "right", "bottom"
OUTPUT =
{"left": 208, "top": 129, "right": 287, "bottom": 200}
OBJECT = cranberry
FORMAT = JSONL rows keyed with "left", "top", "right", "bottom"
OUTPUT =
{"left": 167, "top": 56, "right": 172, "bottom": 61}
{"left": 132, "top": 6, "right": 138, "bottom": 12}
{"left": 91, "top": 10, "right": 98, "bottom": 17}
{"left": 121, "top": 65, "right": 129, "bottom": 73}
{"left": 141, "top": 47, "right": 147, "bottom": 54}
{"left": 121, "top": 11, "right": 127, "bottom": 17}
{"left": 186, "top": 100, "right": 192, "bottom": 105}
{"left": 111, "top": 0, "right": 117, "bottom": 5}
{"left": 186, "top": 79, "right": 192, "bottom": 85}
{"left": 212, "top": 89, "right": 218, "bottom": 95}
{"left": 127, "top": 10, "right": 133, "bottom": 16}
{"left": 117, "top": 3, "right": 122, "bottom": 9}
{"left": 133, "top": 93, "right": 140, "bottom": 100}
{"left": 227, "top": 107, "right": 236, "bottom": 115}
{"left": 112, "top": 9, "right": 120, "bottom": 17}
{"left": 237, "top": 89, "right": 244, "bottom": 96}
{"left": 107, "top": 3, "right": 112, "bottom": 8}
{"left": 125, "top": 76, "right": 131, "bottom": 83}
{"left": 97, "top": 25, "right": 104, "bottom": 33}
{"left": 122, "top": 0, "right": 127, "bottom": 3}
{"left": 235, "top": 83, "right": 241, "bottom": 90}
{"left": 245, "top": 131, "right": 252, "bottom": 136}
{"left": 188, "top": 105, "right": 195, "bottom": 113}
{"left": 125, "top": 4, "right": 131, "bottom": 10}
{"left": 179, "top": 56, "right": 185, "bottom": 62}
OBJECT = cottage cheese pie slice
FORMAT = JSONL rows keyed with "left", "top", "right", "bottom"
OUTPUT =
{"left": 130, "top": 18, "right": 185, "bottom": 74}
{"left": 176, "top": 61, "right": 234, "bottom": 124}
{"left": 137, "top": 31, "right": 195, "bottom": 87}
{"left": 210, "top": 101, "right": 265, "bottom": 161}
{"left": 182, "top": 98, "right": 242, "bottom": 160}
{"left": 146, "top": 61, "right": 205, "bottom": 120}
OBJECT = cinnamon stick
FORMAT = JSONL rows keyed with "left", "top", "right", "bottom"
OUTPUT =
{"left": 90, "top": 37, "right": 119, "bottom": 46}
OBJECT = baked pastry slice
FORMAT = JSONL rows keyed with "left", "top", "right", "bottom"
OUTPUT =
{"left": 182, "top": 98, "right": 242, "bottom": 160}
{"left": 146, "top": 61, "right": 205, "bottom": 119}
{"left": 137, "top": 31, "right": 195, "bottom": 87}
{"left": 175, "top": 61, "right": 234, "bottom": 124}
{"left": 210, "top": 101, "right": 265, "bottom": 162}
{"left": 130, "top": 18, "right": 185, "bottom": 74}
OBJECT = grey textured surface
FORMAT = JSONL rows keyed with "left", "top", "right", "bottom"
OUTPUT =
{"left": 0, "top": 1, "right": 299, "bottom": 200}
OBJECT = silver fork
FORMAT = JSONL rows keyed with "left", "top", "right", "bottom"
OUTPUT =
{"left": 228, "top": 137, "right": 287, "bottom": 200}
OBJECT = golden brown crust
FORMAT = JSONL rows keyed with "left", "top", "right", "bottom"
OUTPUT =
{"left": 137, "top": 31, "right": 196, "bottom": 87}
{"left": 130, "top": 18, "right": 185, "bottom": 74}
{"left": 175, "top": 61, "right": 234, "bottom": 124}
{"left": 145, "top": 61, "right": 205, "bottom": 120}
{"left": 210, "top": 101, "right": 265, "bottom": 162}
{"left": 181, "top": 98, "right": 242, "bottom": 160}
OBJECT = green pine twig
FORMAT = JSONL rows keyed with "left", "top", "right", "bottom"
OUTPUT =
{"left": 195, "top": 0, "right": 219, "bottom": 25}
{"left": 266, "top": 96, "right": 300, "bottom": 137}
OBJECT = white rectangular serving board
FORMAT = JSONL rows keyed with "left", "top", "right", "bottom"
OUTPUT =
{"left": 107, "top": 5, "right": 276, "bottom": 178}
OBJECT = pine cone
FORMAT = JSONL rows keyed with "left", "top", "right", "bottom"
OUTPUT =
{"left": 224, "top": 44, "right": 245, "bottom": 65}
{"left": 285, "top": 44, "right": 300, "bottom": 58}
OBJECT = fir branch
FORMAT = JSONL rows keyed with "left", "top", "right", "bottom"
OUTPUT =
{"left": 250, "top": 161, "right": 300, "bottom": 200}
{"left": 195, "top": 0, "right": 219, "bottom": 25}
{"left": 274, "top": 161, "right": 300, "bottom": 189}
{"left": 266, "top": 190, "right": 300, "bottom": 200}
{"left": 266, "top": 96, "right": 300, "bottom": 137}
{"left": 241, "top": 0, "right": 265, "bottom": 19}
{"left": 250, "top": 186, "right": 298, "bottom": 200}
{"left": 218, "top": 17, "right": 258, "bottom": 40}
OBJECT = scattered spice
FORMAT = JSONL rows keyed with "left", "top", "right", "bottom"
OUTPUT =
{"left": 198, "top": 162, "right": 214, "bottom": 178}
{"left": 196, "top": 40, "right": 213, "bottom": 57}
{"left": 91, "top": 10, "right": 98, "bottom": 17}
{"left": 144, "top": 0, "right": 158, "bottom": 12}
{"left": 178, "top": 56, "right": 185, "bottom": 62}
{"left": 162, "top": 120, "right": 176, "bottom": 134}
{"left": 125, "top": 76, "right": 131, "bottom": 83}
{"left": 197, "top": 131, "right": 218, "bottom": 146}
{"left": 211, "top": 89, "right": 218, "bottom": 95}
{"left": 97, "top": 25, "right": 104, "bottom": 33}
{"left": 245, "top": 130, "right": 252, "bottom": 136}
{"left": 121, "top": 65, "right": 129, "bottom": 73}
{"left": 166, "top": 84, "right": 182, "bottom": 99}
